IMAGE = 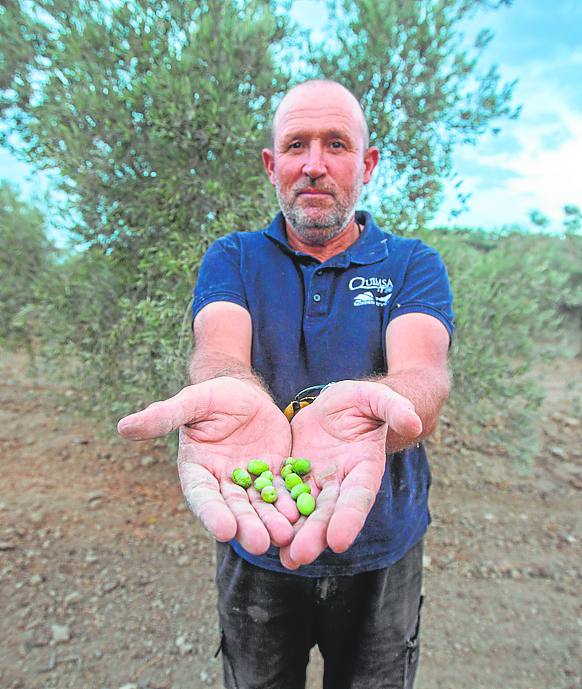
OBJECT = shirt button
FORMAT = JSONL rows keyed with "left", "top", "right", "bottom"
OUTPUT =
{"left": 316, "top": 270, "right": 323, "bottom": 276}
{"left": 313, "top": 294, "right": 321, "bottom": 302}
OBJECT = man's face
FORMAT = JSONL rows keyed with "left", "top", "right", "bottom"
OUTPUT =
{"left": 262, "top": 85, "right": 378, "bottom": 246}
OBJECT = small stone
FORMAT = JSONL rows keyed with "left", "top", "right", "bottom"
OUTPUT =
{"left": 30, "top": 574, "right": 44, "bottom": 586}
{"left": 0, "top": 501, "right": 6, "bottom": 510}
{"left": 101, "top": 580, "right": 119, "bottom": 594}
{"left": 18, "top": 605, "right": 31, "bottom": 619}
{"left": 177, "top": 555, "right": 190, "bottom": 567}
{"left": 85, "top": 552, "right": 99, "bottom": 564}
{"left": 0, "top": 541, "right": 16, "bottom": 551}
{"left": 176, "top": 634, "right": 193, "bottom": 656}
{"left": 118, "top": 684, "right": 138, "bottom": 689}
{"left": 422, "top": 555, "right": 432, "bottom": 570}
{"left": 51, "top": 623, "right": 71, "bottom": 644}
{"left": 200, "top": 670, "right": 209, "bottom": 682}
{"left": 176, "top": 503, "right": 187, "bottom": 512}
{"left": 42, "top": 651, "right": 57, "bottom": 672}
{"left": 29, "top": 511, "right": 44, "bottom": 525}
{"left": 549, "top": 446, "right": 567, "bottom": 460}
{"left": 483, "top": 512, "right": 495, "bottom": 521}
{"left": 140, "top": 455, "right": 157, "bottom": 467}
{"left": 64, "top": 591, "right": 82, "bottom": 606}
{"left": 88, "top": 491, "right": 103, "bottom": 503}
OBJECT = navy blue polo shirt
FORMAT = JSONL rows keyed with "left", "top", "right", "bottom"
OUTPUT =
{"left": 192, "top": 210, "right": 454, "bottom": 576}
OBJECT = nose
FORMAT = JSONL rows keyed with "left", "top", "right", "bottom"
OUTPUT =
{"left": 302, "top": 142, "right": 326, "bottom": 180}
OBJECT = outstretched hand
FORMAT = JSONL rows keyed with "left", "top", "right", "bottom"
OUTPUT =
{"left": 279, "top": 380, "right": 422, "bottom": 569}
{"left": 117, "top": 377, "right": 297, "bottom": 555}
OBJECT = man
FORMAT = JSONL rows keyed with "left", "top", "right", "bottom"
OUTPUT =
{"left": 118, "top": 80, "right": 453, "bottom": 689}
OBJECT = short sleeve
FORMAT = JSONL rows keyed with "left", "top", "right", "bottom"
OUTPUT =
{"left": 192, "top": 234, "right": 249, "bottom": 321}
{"left": 387, "top": 241, "right": 454, "bottom": 340}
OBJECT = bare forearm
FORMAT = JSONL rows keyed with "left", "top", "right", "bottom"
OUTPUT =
{"left": 375, "top": 367, "right": 450, "bottom": 453}
{"left": 188, "top": 349, "right": 268, "bottom": 394}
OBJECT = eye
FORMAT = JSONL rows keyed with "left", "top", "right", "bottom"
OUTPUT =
{"left": 289, "top": 141, "right": 303, "bottom": 150}
{"left": 330, "top": 141, "right": 346, "bottom": 150}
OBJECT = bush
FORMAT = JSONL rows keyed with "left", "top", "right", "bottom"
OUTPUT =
{"left": 418, "top": 226, "right": 581, "bottom": 463}
{"left": 0, "top": 182, "right": 54, "bottom": 358}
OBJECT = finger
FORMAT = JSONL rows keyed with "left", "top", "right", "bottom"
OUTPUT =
{"left": 117, "top": 385, "right": 209, "bottom": 440}
{"left": 220, "top": 479, "right": 271, "bottom": 556}
{"left": 279, "top": 545, "right": 301, "bottom": 570}
{"left": 247, "top": 487, "right": 294, "bottom": 548}
{"left": 327, "top": 460, "right": 383, "bottom": 553}
{"left": 288, "top": 472, "right": 340, "bottom": 566}
{"left": 279, "top": 519, "right": 305, "bottom": 570}
{"left": 371, "top": 389, "right": 423, "bottom": 439}
{"left": 272, "top": 475, "right": 300, "bottom": 524}
{"left": 179, "top": 462, "right": 237, "bottom": 542}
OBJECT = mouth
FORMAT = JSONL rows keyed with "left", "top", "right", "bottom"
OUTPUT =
{"left": 297, "top": 190, "right": 333, "bottom": 199}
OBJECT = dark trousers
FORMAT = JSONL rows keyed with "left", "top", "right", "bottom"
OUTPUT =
{"left": 215, "top": 540, "right": 424, "bottom": 689}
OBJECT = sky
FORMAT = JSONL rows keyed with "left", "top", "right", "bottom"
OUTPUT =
{"left": 291, "top": 0, "right": 582, "bottom": 232}
{"left": 431, "top": 0, "right": 582, "bottom": 231}
{"left": 1, "top": 0, "right": 581, "bottom": 239}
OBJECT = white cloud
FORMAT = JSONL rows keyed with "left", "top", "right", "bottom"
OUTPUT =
{"left": 435, "top": 51, "right": 582, "bottom": 230}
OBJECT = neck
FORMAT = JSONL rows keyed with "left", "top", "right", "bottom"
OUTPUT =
{"left": 285, "top": 217, "right": 361, "bottom": 262}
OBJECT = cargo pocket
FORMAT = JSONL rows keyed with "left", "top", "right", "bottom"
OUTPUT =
{"left": 403, "top": 595, "right": 423, "bottom": 689}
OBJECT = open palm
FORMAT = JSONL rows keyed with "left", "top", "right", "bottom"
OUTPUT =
{"left": 118, "top": 377, "right": 296, "bottom": 554}
{"left": 279, "top": 380, "right": 422, "bottom": 569}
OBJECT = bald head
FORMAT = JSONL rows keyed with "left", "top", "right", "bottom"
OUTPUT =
{"left": 271, "top": 80, "right": 370, "bottom": 150}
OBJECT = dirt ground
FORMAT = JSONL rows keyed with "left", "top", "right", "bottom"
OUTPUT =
{"left": 1, "top": 349, "right": 580, "bottom": 689}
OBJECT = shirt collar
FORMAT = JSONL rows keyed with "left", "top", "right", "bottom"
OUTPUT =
{"left": 263, "top": 210, "right": 390, "bottom": 266}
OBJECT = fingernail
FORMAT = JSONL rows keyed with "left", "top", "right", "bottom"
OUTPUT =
{"left": 117, "top": 417, "right": 142, "bottom": 438}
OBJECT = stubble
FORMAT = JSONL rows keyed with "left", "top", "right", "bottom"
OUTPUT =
{"left": 275, "top": 171, "right": 364, "bottom": 246}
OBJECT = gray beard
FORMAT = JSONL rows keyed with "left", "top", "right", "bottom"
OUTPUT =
{"left": 276, "top": 175, "right": 363, "bottom": 246}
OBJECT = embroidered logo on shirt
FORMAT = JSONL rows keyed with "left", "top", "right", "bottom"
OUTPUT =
{"left": 349, "top": 276, "right": 393, "bottom": 307}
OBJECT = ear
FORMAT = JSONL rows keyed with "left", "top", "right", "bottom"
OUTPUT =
{"left": 262, "top": 148, "right": 276, "bottom": 186}
{"left": 362, "top": 146, "right": 380, "bottom": 184}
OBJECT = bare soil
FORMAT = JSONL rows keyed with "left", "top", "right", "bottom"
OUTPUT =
{"left": 1, "top": 350, "right": 580, "bottom": 689}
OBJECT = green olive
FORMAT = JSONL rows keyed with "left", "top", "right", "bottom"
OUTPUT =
{"left": 291, "top": 458, "right": 311, "bottom": 476}
{"left": 259, "top": 470, "right": 273, "bottom": 481}
{"left": 284, "top": 457, "right": 294, "bottom": 465}
{"left": 281, "top": 464, "right": 294, "bottom": 479}
{"left": 261, "top": 486, "right": 278, "bottom": 503}
{"left": 297, "top": 492, "right": 315, "bottom": 516}
{"left": 290, "top": 482, "right": 311, "bottom": 500}
{"left": 254, "top": 475, "right": 272, "bottom": 492}
{"left": 285, "top": 473, "right": 302, "bottom": 490}
{"left": 247, "top": 459, "right": 270, "bottom": 476}
{"left": 232, "top": 468, "right": 252, "bottom": 489}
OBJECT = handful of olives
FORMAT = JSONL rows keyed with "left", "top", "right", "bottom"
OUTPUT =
{"left": 232, "top": 461, "right": 277, "bottom": 502}
{"left": 231, "top": 457, "right": 316, "bottom": 515}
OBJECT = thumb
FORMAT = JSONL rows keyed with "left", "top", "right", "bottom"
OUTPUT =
{"left": 117, "top": 385, "right": 207, "bottom": 440}
{"left": 370, "top": 387, "right": 423, "bottom": 439}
